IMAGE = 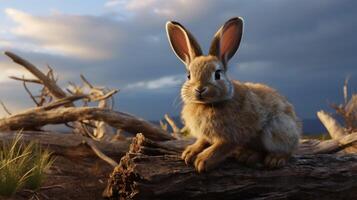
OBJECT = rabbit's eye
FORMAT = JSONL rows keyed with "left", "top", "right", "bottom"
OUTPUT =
{"left": 187, "top": 72, "right": 191, "bottom": 80}
{"left": 215, "top": 70, "right": 221, "bottom": 80}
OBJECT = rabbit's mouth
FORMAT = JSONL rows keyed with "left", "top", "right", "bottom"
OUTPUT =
{"left": 192, "top": 95, "right": 222, "bottom": 104}
{"left": 195, "top": 93, "right": 204, "bottom": 100}
{"left": 194, "top": 91, "right": 212, "bottom": 103}
{"left": 190, "top": 88, "right": 223, "bottom": 104}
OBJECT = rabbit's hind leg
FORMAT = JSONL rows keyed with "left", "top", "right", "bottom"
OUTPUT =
{"left": 233, "top": 147, "right": 263, "bottom": 166}
{"left": 262, "top": 113, "right": 300, "bottom": 168}
{"left": 264, "top": 154, "right": 289, "bottom": 168}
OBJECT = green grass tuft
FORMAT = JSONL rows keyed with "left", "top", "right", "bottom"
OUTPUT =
{"left": 0, "top": 132, "right": 55, "bottom": 197}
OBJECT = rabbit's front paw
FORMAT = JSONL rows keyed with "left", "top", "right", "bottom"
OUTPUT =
{"left": 194, "top": 150, "right": 218, "bottom": 173}
{"left": 264, "top": 154, "right": 288, "bottom": 169}
{"left": 182, "top": 145, "right": 202, "bottom": 165}
{"left": 194, "top": 152, "right": 209, "bottom": 173}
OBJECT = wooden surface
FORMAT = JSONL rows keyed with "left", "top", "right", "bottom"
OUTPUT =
{"left": 0, "top": 107, "right": 174, "bottom": 141}
{"left": 0, "top": 131, "right": 130, "bottom": 159}
{"left": 103, "top": 134, "right": 357, "bottom": 200}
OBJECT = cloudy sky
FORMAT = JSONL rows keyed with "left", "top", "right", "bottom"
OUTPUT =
{"left": 0, "top": 0, "right": 356, "bottom": 121}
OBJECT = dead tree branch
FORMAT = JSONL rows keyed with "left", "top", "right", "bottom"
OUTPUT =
{"left": 0, "top": 107, "right": 174, "bottom": 141}
{"left": 84, "top": 138, "right": 119, "bottom": 167}
{"left": 317, "top": 110, "right": 346, "bottom": 139}
{"left": 3, "top": 51, "right": 124, "bottom": 140}
{"left": 4, "top": 51, "right": 68, "bottom": 99}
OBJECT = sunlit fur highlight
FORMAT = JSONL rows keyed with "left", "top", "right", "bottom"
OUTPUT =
{"left": 181, "top": 63, "right": 301, "bottom": 166}
{"left": 167, "top": 17, "right": 301, "bottom": 172}
{"left": 181, "top": 56, "right": 233, "bottom": 104}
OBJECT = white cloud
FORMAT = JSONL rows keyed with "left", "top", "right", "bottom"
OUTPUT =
{"left": 125, "top": 0, "right": 156, "bottom": 10}
{"left": 105, "top": 0, "right": 123, "bottom": 7}
{"left": 125, "top": 74, "right": 185, "bottom": 90}
{"left": 0, "top": 68, "right": 35, "bottom": 83}
{"left": 4, "top": 8, "right": 125, "bottom": 60}
{"left": 106, "top": 0, "right": 212, "bottom": 20}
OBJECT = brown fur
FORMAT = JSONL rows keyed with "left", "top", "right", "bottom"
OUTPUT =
{"left": 167, "top": 18, "right": 301, "bottom": 172}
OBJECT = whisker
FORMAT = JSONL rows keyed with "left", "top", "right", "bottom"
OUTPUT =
{"left": 173, "top": 93, "right": 183, "bottom": 108}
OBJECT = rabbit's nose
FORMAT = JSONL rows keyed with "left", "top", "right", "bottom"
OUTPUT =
{"left": 195, "top": 87, "right": 207, "bottom": 94}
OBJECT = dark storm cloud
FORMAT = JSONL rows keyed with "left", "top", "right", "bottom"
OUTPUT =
{"left": 1, "top": 0, "right": 356, "bottom": 120}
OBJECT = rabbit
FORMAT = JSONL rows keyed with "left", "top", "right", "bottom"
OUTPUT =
{"left": 165, "top": 17, "right": 301, "bottom": 173}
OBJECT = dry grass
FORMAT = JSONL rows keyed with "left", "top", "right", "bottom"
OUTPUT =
{"left": 0, "top": 132, "right": 54, "bottom": 197}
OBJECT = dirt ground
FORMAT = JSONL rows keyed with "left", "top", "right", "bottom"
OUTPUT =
{"left": 10, "top": 154, "right": 116, "bottom": 200}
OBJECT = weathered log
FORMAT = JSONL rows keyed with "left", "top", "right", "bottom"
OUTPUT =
{"left": 103, "top": 134, "right": 357, "bottom": 200}
{"left": 0, "top": 107, "right": 174, "bottom": 141}
{"left": 0, "top": 131, "right": 130, "bottom": 159}
{"left": 317, "top": 110, "right": 357, "bottom": 153}
{"left": 317, "top": 110, "right": 346, "bottom": 139}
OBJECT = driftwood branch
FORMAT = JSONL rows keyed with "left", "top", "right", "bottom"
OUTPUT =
{"left": 103, "top": 134, "right": 357, "bottom": 200}
{"left": 0, "top": 107, "right": 174, "bottom": 141}
{"left": 84, "top": 138, "right": 119, "bottom": 167}
{"left": 0, "top": 131, "right": 130, "bottom": 159}
{"left": 3, "top": 51, "right": 172, "bottom": 141}
{"left": 4, "top": 51, "right": 68, "bottom": 99}
{"left": 317, "top": 110, "right": 346, "bottom": 139}
{"left": 298, "top": 133, "right": 357, "bottom": 154}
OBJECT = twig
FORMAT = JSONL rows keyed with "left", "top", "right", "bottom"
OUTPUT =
{"left": 84, "top": 138, "right": 118, "bottom": 167}
{"left": 14, "top": 94, "right": 88, "bottom": 116}
{"left": 66, "top": 88, "right": 74, "bottom": 95}
{"left": 22, "top": 77, "right": 40, "bottom": 106}
{"left": 40, "top": 94, "right": 88, "bottom": 111}
{"left": 9, "top": 76, "right": 41, "bottom": 84}
{"left": 81, "top": 122, "right": 97, "bottom": 140}
{"left": 46, "top": 64, "right": 55, "bottom": 81}
{"left": 160, "top": 120, "right": 168, "bottom": 132}
{"left": 91, "top": 89, "right": 118, "bottom": 102}
{"left": 64, "top": 122, "right": 75, "bottom": 129}
{"left": 164, "top": 114, "right": 180, "bottom": 135}
{"left": 80, "top": 74, "right": 94, "bottom": 89}
{"left": 0, "top": 100, "right": 12, "bottom": 115}
{"left": 39, "top": 184, "right": 65, "bottom": 190}
{"left": 80, "top": 120, "right": 96, "bottom": 128}
{"left": 38, "top": 86, "right": 48, "bottom": 106}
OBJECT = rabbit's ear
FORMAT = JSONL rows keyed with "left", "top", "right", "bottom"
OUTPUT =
{"left": 209, "top": 17, "right": 243, "bottom": 67}
{"left": 166, "top": 21, "right": 202, "bottom": 65}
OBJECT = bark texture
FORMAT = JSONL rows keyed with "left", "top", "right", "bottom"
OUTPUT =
{"left": 0, "top": 131, "right": 130, "bottom": 159}
{"left": 103, "top": 134, "right": 357, "bottom": 200}
{"left": 0, "top": 107, "right": 174, "bottom": 141}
